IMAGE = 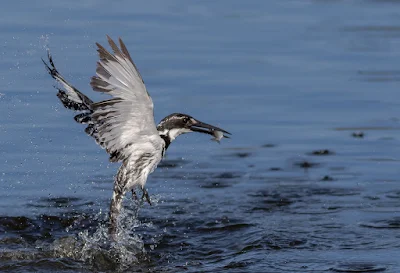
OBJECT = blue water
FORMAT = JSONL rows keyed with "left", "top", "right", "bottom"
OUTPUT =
{"left": 1, "top": 0, "right": 400, "bottom": 272}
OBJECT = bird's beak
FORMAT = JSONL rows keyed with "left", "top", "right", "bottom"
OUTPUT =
{"left": 189, "top": 119, "right": 231, "bottom": 138}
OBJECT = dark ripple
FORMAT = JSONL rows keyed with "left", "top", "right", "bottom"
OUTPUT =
{"left": 157, "top": 158, "right": 187, "bottom": 169}
{"left": 0, "top": 214, "right": 97, "bottom": 240}
{"left": 232, "top": 152, "right": 251, "bottom": 158}
{"left": 309, "top": 149, "right": 335, "bottom": 156}
{"left": 294, "top": 160, "right": 320, "bottom": 169}
{"left": 44, "top": 197, "right": 81, "bottom": 205}
{"left": 0, "top": 216, "right": 35, "bottom": 232}
{"left": 269, "top": 167, "right": 282, "bottom": 171}
{"left": 199, "top": 181, "right": 232, "bottom": 189}
{"left": 218, "top": 151, "right": 253, "bottom": 158}
{"left": 197, "top": 223, "right": 253, "bottom": 233}
{"left": 363, "top": 195, "right": 380, "bottom": 201}
{"left": 320, "top": 175, "right": 335, "bottom": 181}
{"left": 360, "top": 217, "right": 400, "bottom": 229}
{"left": 223, "top": 260, "right": 252, "bottom": 269}
{"left": 214, "top": 172, "right": 241, "bottom": 179}
{"left": 195, "top": 216, "right": 253, "bottom": 233}
{"left": 308, "top": 187, "right": 360, "bottom": 197}
{"left": 27, "top": 197, "right": 94, "bottom": 209}
{"left": 249, "top": 189, "right": 302, "bottom": 199}
{"left": 251, "top": 199, "right": 293, "bottom": 212}
{"left": 331, "top": 262, "right": 386, "bottom": 272}
{"left": 157, "top": 170, "right": 244, "bottom": 182}
{"left": 352, "top": 132, "right": 365, "bottom": 138}
{"left": 249, "top": 190, "right": 299, "bottom": 212}
{"left": 386, "top": 191, "right": 400, "bottom": 199}
{"left": 261, "top": 144, "right": 276, "bottom": 148}
{"left": 262, "top": 235, "right": 307, "bottom": 250}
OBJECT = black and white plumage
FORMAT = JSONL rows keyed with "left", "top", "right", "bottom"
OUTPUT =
{"left": 43, "top": 36, "right": 231, "bottom": 239}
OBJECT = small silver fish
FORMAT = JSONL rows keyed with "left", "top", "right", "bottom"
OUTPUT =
{"left": 211, "top": 130, "right": 224, "bottom": 144}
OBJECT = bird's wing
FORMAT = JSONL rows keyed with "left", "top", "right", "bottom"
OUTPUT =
{"left": 42, "top": 51, "right": 93, "bottom": 111}
{"left": 90, "top": 36, "right": 164, "bottom": 162}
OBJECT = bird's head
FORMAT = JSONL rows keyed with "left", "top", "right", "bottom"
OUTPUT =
{"left": 157, "top": 113, "right": 230, "bottom": 144}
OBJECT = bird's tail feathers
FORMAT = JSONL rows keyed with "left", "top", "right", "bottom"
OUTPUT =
{"left": 109, "top": 189, "right": 124, "bottom": 240}
{"left": 109, "top": 163, "right": 130, "bottom": 240}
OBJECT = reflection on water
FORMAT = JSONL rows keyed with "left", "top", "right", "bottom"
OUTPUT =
{"left": 1, "top": 0, "right": 400, "bottom": 272}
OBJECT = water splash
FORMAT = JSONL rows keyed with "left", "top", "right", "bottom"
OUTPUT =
{"left": 48, "top": 205, "right": 152, "bottom": 271}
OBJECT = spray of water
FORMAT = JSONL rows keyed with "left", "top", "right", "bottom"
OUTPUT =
{"left": 49, "top": 201, "right": 157, "bottom": 271}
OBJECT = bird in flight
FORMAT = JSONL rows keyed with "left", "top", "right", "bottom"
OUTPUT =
{"left": 43, "top": 36, "right": 230, "bottom": 238}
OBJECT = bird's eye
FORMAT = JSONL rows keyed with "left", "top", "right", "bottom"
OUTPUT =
{"left": 183, "top": 117, "right": 189, "bottom": 123}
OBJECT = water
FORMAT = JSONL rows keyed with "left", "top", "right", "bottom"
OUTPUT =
{"left": 1, "top": 0, "right": 400, "bottom": 272}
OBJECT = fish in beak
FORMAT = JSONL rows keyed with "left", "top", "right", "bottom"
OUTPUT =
{"left": 189, "top": 119, "right": 231, "bottom": 142}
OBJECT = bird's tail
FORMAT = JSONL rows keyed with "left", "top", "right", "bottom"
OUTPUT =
{"left": 108, "top": 162, "right": 129, "bottom": 240}
{"left": 109, "top": 187, "right": 124, "bottom": 240}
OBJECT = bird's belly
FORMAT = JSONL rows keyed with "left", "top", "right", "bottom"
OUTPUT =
{"left": 124, "top": 152, "right": 161, "bottom": 190}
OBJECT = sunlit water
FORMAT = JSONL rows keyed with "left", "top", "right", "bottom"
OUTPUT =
{"left": 1, "top": 0, "right": 400, "bottom": 272}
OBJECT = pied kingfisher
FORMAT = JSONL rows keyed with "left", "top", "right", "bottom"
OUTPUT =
{"left": 43, "top": 36, "right": 230, "bottom": 238}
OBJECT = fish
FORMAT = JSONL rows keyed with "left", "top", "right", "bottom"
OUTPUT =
{"left": 211, "top": 130, "right": 229, "bottom": 143}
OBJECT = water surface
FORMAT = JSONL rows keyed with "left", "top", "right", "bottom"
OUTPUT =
{"left": 1, "top": 0, "right": 400, "bottom": 272}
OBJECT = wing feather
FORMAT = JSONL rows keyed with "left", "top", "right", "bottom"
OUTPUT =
{"left": 42, "top": 51, "right": 93, "bottom": 111}
{"left": 90, "top": 36, "right": 163, "bottom": 163}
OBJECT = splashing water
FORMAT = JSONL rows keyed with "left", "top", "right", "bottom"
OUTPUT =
{"left": 47, "top": 203, "right": 157, "bottom": 271}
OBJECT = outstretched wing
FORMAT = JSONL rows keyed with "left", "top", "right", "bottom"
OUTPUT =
{"left": 90, "top": 36, "right": 164, "bottom": 163}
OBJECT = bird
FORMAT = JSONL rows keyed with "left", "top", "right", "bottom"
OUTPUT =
{"left": 42, "top": 36, "right": 231, "bottom": 238}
